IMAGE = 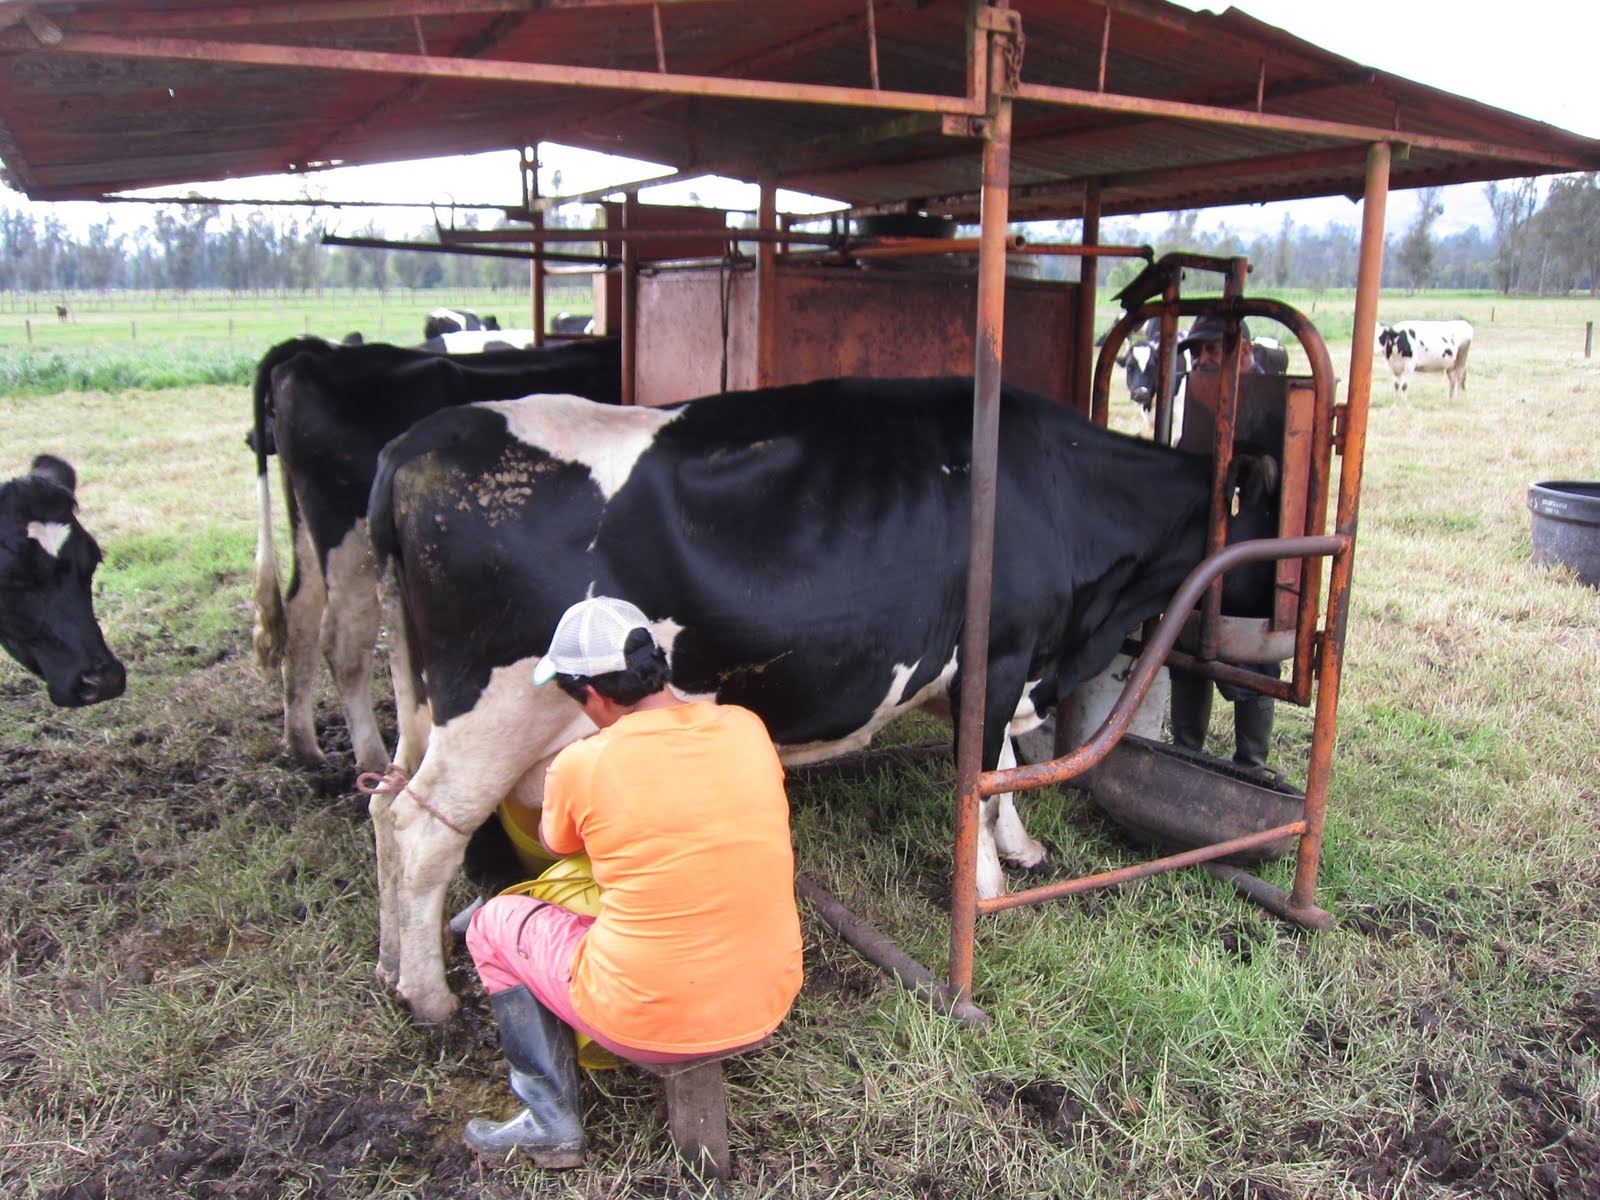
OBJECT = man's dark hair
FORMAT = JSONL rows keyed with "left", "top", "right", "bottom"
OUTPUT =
{"left": 553, "top": 626, "right": 671, "bottom": 706}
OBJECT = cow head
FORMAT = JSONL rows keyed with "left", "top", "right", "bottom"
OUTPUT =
{"left": 0, "top": 456, "right": 126, "bottom": 706}
{"left": 1220, "top": 449, "right": 1283, "bottom": 619}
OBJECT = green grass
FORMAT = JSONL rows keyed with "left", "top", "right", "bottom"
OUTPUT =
{"left": 0, "top": 291, "right": 1597, "bottom": 1198}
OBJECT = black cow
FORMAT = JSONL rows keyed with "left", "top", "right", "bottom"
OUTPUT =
{"left": 251, "top": 337, "right": 622, "bottom": 773}
{"left": 365, "top": 377, "right": 1280, "bottom": 1021}
{"left": 1, "top": 455, "right": 125, "bottom": 707}
{"left": 423, "top": 307, "right": 500, "bottom": 340}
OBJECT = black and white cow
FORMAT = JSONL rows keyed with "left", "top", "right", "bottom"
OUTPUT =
{"left": 1376, "top": 320, "right": 1473, "bottom": 400}
{"left": 251, "top": 337, "right": 622, "bottom": 773}
{"left": 1, "top": 455, "right": 125, "bottom": 707}
{"left": 419, "top": 328, "right": 539, "bottom": 354}
{"left": 366, "top": 377, "right": 1281, "bottom": 1021}
{"left": 422, "top": 307, "right": 500, "bottom": 340}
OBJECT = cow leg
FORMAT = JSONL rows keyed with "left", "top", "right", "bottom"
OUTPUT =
{"left": 992, "top": 737, "right": 1048, "bottom": 871}
{"left": 322, "top": 525, "right": 388, "bottom": 773}
{"left": 383, "top": 672, "right": 592, "bottom": 1022}
{"left": 281, "top": 517, "right": 328, "bottom": 766}
{"left": 378, "top": 568, "right": 431, "bottom": 776}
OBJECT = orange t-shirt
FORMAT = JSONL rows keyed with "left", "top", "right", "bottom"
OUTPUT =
{"left": 540, "top": 701, "right": 803, "bottom": 1054}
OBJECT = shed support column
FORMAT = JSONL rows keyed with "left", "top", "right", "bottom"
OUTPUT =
{"left": 756, "top": 170, "right": 778, "bottom": 388}
{"left": 621, "top": 194, "right": 639, "bottom": 405}
{"left": 1073, "top": 177, "right": 1102, "bottom": 414}
{"left": 523, "top": 144, "right": 546, "bottom": 346}
{"left": 951, "top": 82, "right": 1013, "bottom": 1003}
{"left": 1290, "top": 141, "right": 1389, "bottom": 917}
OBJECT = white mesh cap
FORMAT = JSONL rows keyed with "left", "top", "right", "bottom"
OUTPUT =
{"left": 532, "top": 596, "right": 653, "bottom": 685}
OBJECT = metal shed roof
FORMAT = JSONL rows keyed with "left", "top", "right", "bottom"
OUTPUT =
{"left": 1, "top": 0, "right": 1596, "bottom": 217}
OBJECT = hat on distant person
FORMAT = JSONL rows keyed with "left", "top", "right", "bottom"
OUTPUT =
{"left": 1178, "top": 314, "right": 1252, "bottom": 352}
{"left": 532, "top": 596, "right": 654, "bottom": 685}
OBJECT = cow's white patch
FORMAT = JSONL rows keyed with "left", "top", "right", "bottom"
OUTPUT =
{"left": 27, "top": 521, "right": 70, "bottom": 557}
{"left": 486, "top": 394, "right": 681, "bottom": 500}
{"left": 774, "top": 655, "right": 955, "bottom": 766}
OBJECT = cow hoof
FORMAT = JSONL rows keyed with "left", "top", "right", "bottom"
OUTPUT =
{"left": 287, "top": 743, "right": 329, "bottom": 770}
{"left": 1002, "top": 840, "right": 1048, "bottom": 871}
{"left": 402, "top": 990, "right": 460, "bottom": 1024}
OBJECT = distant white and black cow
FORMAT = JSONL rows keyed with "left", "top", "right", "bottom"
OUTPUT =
{"left": 422, "top": 307, "right": 500, "bottom": 340}
{"left": 1376, "top": 320, "right": 1473, "bottom": 400}
{"left": 419, "top": 328, "right": 539, "bottom": 354}
{"left": 366, "top": 377, "right": 1282, "bottom": 1021}
{"left": 251, "top": 337, "right": 622, "bottom": 773}
{"left": 551, "top": 311, "right": 595, "bottom": 336}
{"left": 0, "top": 455, "right": 125, "bottom": 707}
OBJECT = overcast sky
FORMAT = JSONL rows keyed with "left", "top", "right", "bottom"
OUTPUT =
{"left": 4, "top": 0, "right": 1595, "bottom": 239}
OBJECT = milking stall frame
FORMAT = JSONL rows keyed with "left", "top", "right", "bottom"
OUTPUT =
{"left": 5, "top": 0, "right": 1598, "bottom": 1023}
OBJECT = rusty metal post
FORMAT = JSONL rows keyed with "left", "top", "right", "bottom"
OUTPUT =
{"left": 1073, "top": 177, "right": 1102, "bottom": 414}
{"left": 1289, "top": 141, "right": 1389, "bottom": 915}
{"left": 523, "top": 144, "right": 546, "bottom": 346}
{"left": 621, "top": 194, "right": 639, "bottom": 405}
{"left": 951, "top": 14, "right": 1014, "bottom": 1003}
{"left": 756, "top": 170, "right": 778, "bottom": 387}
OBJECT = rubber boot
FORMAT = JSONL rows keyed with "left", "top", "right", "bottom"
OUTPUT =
{"left": 1168, "top": 670, "right": 1214, "bottom": 753}
{"left": 1232, "top": 695, "right": 1283, "bottom": 784}
{"left": 463, "top": 985, "right": 586, "bottom": 1167}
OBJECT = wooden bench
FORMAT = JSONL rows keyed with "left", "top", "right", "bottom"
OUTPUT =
{"left": 633, "top": 1036, "right": 772, "bottom": 1181}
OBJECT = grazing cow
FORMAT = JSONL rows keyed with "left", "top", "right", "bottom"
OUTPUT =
{"left": 251, "top": 337, "right": 622, "bottom": 773}
{"left": 551, "top": 311, "right": 595, "bottom": 336}
{"left": 366, "top": 377, "right": 1282, "bottom": 1021}
{"left": 1376, "top": 320, "right": 1473, "bottom": 400}
{"left": 419, "top": 328, "right": 539, "bottom": 354}
{"left": 423, "top": 307, "right": 500, "bottom": 340}
{"left": 1, "top": 455, "right": 126, "bottom": 707}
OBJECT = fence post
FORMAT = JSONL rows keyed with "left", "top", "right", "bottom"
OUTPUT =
{"left": 131, "top": 320, "right": 136, "bottom": 341}
{"left": 1586, "top": 321, "right": 1593, "bottom": 359}
{"left": 25, "top": 318, "right": 32, "bottom": 343}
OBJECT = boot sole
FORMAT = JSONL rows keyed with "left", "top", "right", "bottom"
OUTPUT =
{"left": 525, "top": 1147, "right": 585, "bottom": 1169}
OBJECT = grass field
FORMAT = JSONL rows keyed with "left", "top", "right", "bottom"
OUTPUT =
{"left": 0, "top": 290, "right": 1597, "bottom": 1199}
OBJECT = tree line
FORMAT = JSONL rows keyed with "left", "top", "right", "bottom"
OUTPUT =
{"left": 4, "top": 173, "right": 1597, "bottom": 301}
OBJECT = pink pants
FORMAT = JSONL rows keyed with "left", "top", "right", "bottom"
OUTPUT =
{"left": 465, "top": 894, "right": 704, "bottom": 1065}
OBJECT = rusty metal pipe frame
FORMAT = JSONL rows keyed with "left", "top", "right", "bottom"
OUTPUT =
{"left": 1092, "top": 293, "right": 1339, "bottom": 712}
{"left": 980, "top": 535, "right": 1343, "bottom": 802}
{"left": 1283, "top": 141, "right": 1388, "bottom": 913}
{"left": 949, "top": 20, "right": 1015, "bottom": 1014}
{"left": 320, "top": 233, "right": 616, "bottom": 265}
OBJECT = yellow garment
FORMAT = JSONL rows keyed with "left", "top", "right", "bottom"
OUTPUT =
{"left": 541, "top": 701, "right": 803, "bottom": 1055}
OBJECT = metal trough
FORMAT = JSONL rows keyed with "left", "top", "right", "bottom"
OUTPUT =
{"left": 1079, "top": 734, "right": 1304, "bottom": 866}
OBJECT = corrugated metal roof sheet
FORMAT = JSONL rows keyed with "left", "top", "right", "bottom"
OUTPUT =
{"left": 1, "top": 0, "right": 1595, "bottom": 215}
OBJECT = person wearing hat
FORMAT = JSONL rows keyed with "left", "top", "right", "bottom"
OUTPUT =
{"left": 459, "top": 596, "right": 804, "bottom": 1167}
{"left": 1178, "top": 313, "right": 1261, "bottom": 374}
{"left": 1170, "top": 314, "right": 1282, "bottom": 781}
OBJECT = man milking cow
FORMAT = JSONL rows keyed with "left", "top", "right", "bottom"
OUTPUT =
{"left": 461, "top": 597, "right": 803, "bottom": 1167}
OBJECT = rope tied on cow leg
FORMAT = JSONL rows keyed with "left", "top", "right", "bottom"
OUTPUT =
{"left": 357, "top": 765, "right": 471, "bottom": 836}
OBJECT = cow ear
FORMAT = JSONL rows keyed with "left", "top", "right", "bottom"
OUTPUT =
{"left": 29, "top": 454, "right": 77, "bottom": 496}
{"left": 1227, "top": 451, "right": 1280, "bottom": 509}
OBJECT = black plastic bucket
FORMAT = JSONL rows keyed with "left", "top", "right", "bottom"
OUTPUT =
{"left": 1528, "top": 481, "right": 1600, "bottom": 587}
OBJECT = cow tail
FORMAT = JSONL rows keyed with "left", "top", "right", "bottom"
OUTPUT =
{"left": 251, "top": 354, "right": 288, "bottom": 671}
{"left": 369, "top": 449, "right": 429, "bottom": 718}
